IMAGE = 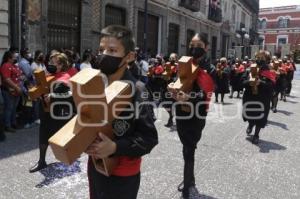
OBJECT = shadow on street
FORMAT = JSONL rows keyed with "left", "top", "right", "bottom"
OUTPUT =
{"left": 35, "top": 161, "right": 82, "bottom": 188}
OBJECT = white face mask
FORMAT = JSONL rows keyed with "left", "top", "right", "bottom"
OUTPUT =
{"left": 28, "top": 53, "right": 32, "bottom": 58}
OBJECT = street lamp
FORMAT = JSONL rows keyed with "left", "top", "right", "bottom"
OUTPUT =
{"left": 236, "top": 28, "right": 250, "bottom": 58}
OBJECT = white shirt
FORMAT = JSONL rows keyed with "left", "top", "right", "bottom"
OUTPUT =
{"left": 80, "top": 62, "right": 92, "bottom": 70}
{"left": 136, "top": 60, "right": 149, "bottom": 77}
{"left": 31, "top": 62, "right": 47, "bottom": 72}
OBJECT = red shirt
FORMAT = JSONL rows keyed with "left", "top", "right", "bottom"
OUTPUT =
{"left": 0, "top": 62, "right": 23, "bottom": 87}
{"left": 67, "top": 67, "right": 78, "bottom": 77}
{"left": 154, "top": 65, "right": 164, "bottom": 75}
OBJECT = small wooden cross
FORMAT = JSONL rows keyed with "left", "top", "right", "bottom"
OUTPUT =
{"left": 49, "top": 68, "right": 132, "bottom": 176}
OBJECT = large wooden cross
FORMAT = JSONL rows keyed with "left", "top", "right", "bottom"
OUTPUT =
{"left": 48, "top": 68, "right": 132, "bottom": 176}
{"left": 169, "top": 56, "right": 199, "bottom": 93}
{"left": 28, "top": 69, "right": 55, "bottom": 101}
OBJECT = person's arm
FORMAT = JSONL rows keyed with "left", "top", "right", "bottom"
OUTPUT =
{"left": 114, "top": 85, "right": 158, "bottom": 157}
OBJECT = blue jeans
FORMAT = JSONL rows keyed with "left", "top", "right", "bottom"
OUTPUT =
{"left": 1, "top": 89, "right": 20, "bottom": 128}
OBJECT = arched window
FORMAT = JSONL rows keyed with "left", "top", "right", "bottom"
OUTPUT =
{"left": 278, "top": 17, "right": 284, "bottom": 28}
{"left": 261, "top": 19, "right": 267, "bottom": 29}
{"left": 257, "top": 19, "right": 261, "bottom": 29}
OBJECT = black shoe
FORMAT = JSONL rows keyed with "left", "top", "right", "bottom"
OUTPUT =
{"left": 246, "top": 126, "right": 253, "bottom": 136}
{"left": 283, "top": 98, "right": 287, "bottom": 102}
{"left": 181, "top": 190, "right": 189, "bottom": 199}
{"left": 5, "top": 127, "right": 16, "bottom": 133}
{"left": 229, "top": 95, "right": 233, "bottom": 99}
{"left": 29, "top": 161, "right": 47, "bottom": 173}
{"left": 273, "top": 108, "right": 277, "bottom": 113}
{"left": 215, "top": 100, "right": 219, "bottom": 103}
{"left": 252, "top": 136, "right": 259, "bottom": 145}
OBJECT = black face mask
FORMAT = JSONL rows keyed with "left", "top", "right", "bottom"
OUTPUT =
{"left": 170, "top": 60, "right": 176, "bottom": 65}
{"left": 13, "top": 59, "right": 18, "bottom": 64}
{"left": 95, "top": 54, "right": 124, "bottom": 76}
{"left": 256, "top": 60, "right": 266, "bottom": 66}
{"left": 47, "top": 64, "right": 57, "bottom": 74}
{"left": 188, "top": 47, "right": 206, "bottom": 60}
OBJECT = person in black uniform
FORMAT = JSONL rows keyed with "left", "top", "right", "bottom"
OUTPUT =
{"left": 168, "top": 33, "right": 215, "bottom": 199}
{"left": 29, "top": 52, "right": 77, "bottom": 172}
{"left": 242, "top": 50, "right": 276, "bottom": 144}
{"left": 229, "top": 58, "right": 245, "bottom": 98}
{"left": 85, "top": 25, "right": 158, "bottom": 199}
{"left": 214, "top": 57, "right": 230, "bottom": 104}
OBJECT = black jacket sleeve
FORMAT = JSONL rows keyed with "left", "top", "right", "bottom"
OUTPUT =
{"left": 114, "top": 83, "right": 158, "bottom": 157}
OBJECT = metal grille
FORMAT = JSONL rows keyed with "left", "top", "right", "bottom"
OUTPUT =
{"left": 168, "top": 23, "right": 180, "bottom": 55}
{"left": 91, "top": 0, "right": 101, "bottom": 32}
{"left": 47, "top": 0, "right": 81, "bottom": 52}
{"left": 137, "top": 11, "right": 159, "bottom": 57}
{"left": 105, "top": 5, "right": 126, "bottom": 26}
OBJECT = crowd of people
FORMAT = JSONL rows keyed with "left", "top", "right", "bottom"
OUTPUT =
{"left": 0, "top": 24, "right": 297, "bottom": 199}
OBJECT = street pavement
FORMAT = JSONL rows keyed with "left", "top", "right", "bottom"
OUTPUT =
{"left": 0, "top": 66, "right": 299, "bottom": 199}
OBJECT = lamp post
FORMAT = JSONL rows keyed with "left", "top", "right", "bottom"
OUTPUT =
{"left": 143, "top": 0, "right": 148, "bottom": 58}
{"left": 236, "top": 28, "right": 250, "bottom": 59}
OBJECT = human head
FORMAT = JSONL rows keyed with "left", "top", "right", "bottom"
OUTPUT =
{"left": 96, "top": 25, "right": 135, "bottom": 76}
{"left": 188, "top": 33, "right": 209, "bottom": 61}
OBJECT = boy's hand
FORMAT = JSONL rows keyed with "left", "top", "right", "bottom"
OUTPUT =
{"left": 85, "top": 133, "right": 117, "bottom": 159}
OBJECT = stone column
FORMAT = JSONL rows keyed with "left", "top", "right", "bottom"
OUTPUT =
{"left": 265, "top": 44, "right": 276, "bottom": 56}
{"left": 0, "top": 0, "right": 9, "bottom": 59}
{"left": 235, "top": 46, "right": 242, "bottom": 59}
{"left": 281, "top": 44, "right": 291, "bottom": 58}
{"left": 251, "top": 45, "right": 260, "bottom": 59}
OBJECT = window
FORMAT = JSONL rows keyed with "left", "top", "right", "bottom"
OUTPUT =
{"left": 278, "top": 17, "right": 289, "bottom": 28}
{"left": 105, "top": 5, "right": 126, "bottom": 27}
{"left": 232, "top": 5, "right": 236, "bottom": 24}
{"left": 168, "top": 23, "right": 180, "bottom": 55}
{"left": 261, "top": 19, "right": 267, "bottom": 29}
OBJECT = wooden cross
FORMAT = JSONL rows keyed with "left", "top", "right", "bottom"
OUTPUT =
{"left": 169, "top": 56, "right": 199, "bottom": 93}
{"left": 249, "top": 64, "right": 259, "bottom": 95}
{"left": 162, "top": 62, "right": 172, "bottom": 80}
{"left": 48, "top": 68, "right": 132, "bottom": 176}
{"left": 28, "top": 69, "right": 55, "bottom": 100}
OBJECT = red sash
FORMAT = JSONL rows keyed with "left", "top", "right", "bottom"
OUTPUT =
{"left": 112, "top": 157, "right": 142, "bottom": 176}
{"left": 197, "top": 69, "right": 215, "bottom": 111}
{"left": 260, "top": 70, "right": 276, "bottom": 84}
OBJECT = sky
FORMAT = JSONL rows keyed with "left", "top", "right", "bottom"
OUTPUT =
{"left": 260, "top": 0, "right": 300, "bottom": 8}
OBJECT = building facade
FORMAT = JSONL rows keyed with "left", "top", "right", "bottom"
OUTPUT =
{"left": 258, "top": 5, "right": 300, "bottom": 56}
{"left": 0, "top": 0, "right": 9, "bottom": 60}
{"left": 4, "top": 0, "right": 259, "bottom": 61}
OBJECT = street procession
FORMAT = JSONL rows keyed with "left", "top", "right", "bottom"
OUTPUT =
{"left": 0, "top": 0, "right": 299, "bottom": 199}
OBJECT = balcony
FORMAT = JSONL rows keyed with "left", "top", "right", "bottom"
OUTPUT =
{"left": 208, "top": 6, "right": 222, "bottom": 23}
{"left": 241, "top": 0, "right": 259, "bottom": 13}
{"left": 178, "top": 0, "right": 200, "bottom": 12}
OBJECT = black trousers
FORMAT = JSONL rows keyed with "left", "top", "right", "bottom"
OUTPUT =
{"left": 176, "top": 119, "right": 206, "bottom": 191}
{"left": 88, "top": 158, "right": 141, "bottom": 199}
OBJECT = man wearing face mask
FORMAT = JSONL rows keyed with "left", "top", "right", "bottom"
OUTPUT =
{"left": 168, "top": 33, "right": 215, "bottom": 199}
{"left": 85, "top": 25, "right": 158, "bottom": 199}
{"left": 29, "top": 52, "right": 77, "bottom": 173}
{"left": 242, "top": 50, "right": 276, "bottom": 144}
